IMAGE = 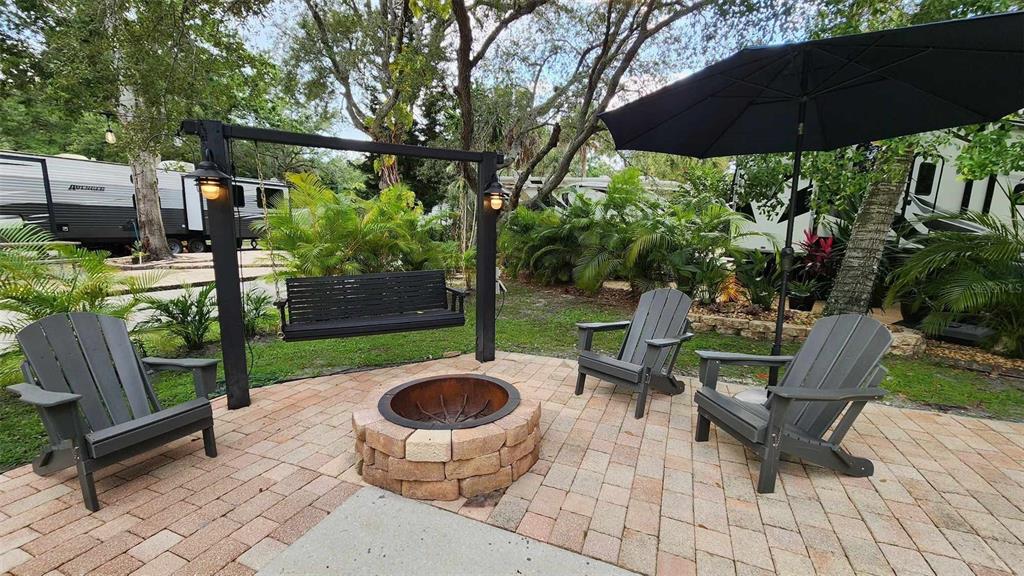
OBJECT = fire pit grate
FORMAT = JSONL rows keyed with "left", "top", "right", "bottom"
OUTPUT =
{"left": 378, "top": 374, "right": 520, "bottom": 430}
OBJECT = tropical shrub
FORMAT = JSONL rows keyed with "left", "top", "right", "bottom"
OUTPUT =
{"left": 888, "top": 211, "right": 1024, "bottom": 357}
{"left": 140, "top": 284, "right": 217, "bottom": 351}
{"left": 255, "top": 173, "right": 446, "bottom": 278}
{"left": 0, "top": 224, "right": 157, "bottom": 382}
{"left": 500, "top": 168, "right": 754, "bottom": 299}
{"left": 732, "top": 249, "right": 780, "bottom": 310}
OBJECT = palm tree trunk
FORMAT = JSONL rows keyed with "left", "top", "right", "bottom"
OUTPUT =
{"left": 824, "top": 151, "right": 913, "bottom": 316}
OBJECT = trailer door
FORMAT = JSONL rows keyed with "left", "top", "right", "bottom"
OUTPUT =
{"left": 0, "top": 154, "right": 54, "bottom": 231}
{"left": 182, "top": 176, "right": 205, "bottom": 232}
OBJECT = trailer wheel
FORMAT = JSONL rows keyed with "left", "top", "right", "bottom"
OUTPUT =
{"left": 167, "top": 239, "right": 183, "bottom": 255}
{"left": 187, "top": 238, "right": 207, "bottom": 253}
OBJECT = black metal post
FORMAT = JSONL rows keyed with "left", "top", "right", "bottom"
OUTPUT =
{"left": 769, "top": 97, "right": 807, "bottom": 387}
{"left": 196, "top": 120, "right": 251, "bottom": 408}
{"left": 476, "top": 153, "right": 498, "bottom": 362}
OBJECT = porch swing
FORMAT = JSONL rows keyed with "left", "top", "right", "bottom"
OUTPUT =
{"left": 249, "top": 142, "right": 466, "bottom": 343}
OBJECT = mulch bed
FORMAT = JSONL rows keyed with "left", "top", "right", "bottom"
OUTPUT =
{"left": 693, "top": 301, "right": 819, "bottom": 326}
{"left": 924, "top": 340, "right": 1024, "bottom": 381}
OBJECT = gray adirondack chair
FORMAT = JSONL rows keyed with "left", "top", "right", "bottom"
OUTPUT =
{"left": 694, "top": 314, "right": 891, "bottom": 493}
{"left": 576, "top": 288, "right": 694, "bottom": 418}
{"left": 7, "top": 312, "right": 219, "bottom": 511}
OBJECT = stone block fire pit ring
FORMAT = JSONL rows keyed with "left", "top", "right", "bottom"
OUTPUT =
{"left": 353, "top": 374, "right": 541, "bottom": 501}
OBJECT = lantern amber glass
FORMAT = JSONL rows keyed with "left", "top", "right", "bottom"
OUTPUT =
{"left": 199, "top": 179, "right": 225, "bottom": 201}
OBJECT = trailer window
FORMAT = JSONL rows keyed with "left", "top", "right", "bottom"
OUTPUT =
{"left": 230, "top": 184, "right": 244, "bottom": 207}
{"left": 914, "top": 162, "right": 936, "bottom": 196}
{"left": 258, "top": 187, "right": 283, "bottom": 209}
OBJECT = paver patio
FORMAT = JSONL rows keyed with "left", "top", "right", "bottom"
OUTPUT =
{"left": 2, "top": 352, "right": 1024, "bottom": 575}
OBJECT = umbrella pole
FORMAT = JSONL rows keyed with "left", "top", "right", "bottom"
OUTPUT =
{"left": 769, "top": 98, "right": 807, "bottom": 387}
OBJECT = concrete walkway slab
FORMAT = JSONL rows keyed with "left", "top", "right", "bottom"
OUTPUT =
{"left": 256, "top": 487, "right": 635, "bottom": 576}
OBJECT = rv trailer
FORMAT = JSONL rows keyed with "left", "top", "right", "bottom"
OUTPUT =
{"left": 0, "top": 150, "right": 286, "bottom": 253}
{"left": 732, "top": 140, "right": 1024, "bottom": 251}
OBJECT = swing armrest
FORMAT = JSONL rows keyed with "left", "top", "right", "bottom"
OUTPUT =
{"left": 274, "top": 298, "right": 289, "bottom": 327}
{"left": 445, "top": 286, "right": 466, "bottom": 313}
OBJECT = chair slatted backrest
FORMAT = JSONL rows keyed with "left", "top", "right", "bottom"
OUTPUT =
{"left": 775, "top": 314, "right": 892, "bottom": 437}
{"left": 619, "top": 288, "right": 693, "bottom": 374}
{"left": 286, "top": 270, "right": 450, "bottom": 325}
{"left": 17, "top": 313, "right": 159, "bottom": 433}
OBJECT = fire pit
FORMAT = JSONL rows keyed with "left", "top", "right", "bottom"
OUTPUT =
{"left": 352, "top": 374, "right": 541, "bottom": 501}
{"left": 379, "top": 374, "right": 519, "bottom": 429}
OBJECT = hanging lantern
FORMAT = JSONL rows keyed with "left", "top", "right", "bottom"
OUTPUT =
{"left": 103, "top": 114, "right": 117, "bottom": 144}
{"left": 484, "top": 179, "right": 508, "bottom": 211}
{"left": 186, "top": 160, "right": 231, "bottom": 201}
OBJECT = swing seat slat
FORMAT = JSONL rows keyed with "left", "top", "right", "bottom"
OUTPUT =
{"left": 276, "top": 270, "right": 466, "bottom": 341}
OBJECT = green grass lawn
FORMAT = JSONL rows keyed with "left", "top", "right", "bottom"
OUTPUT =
{"left": 2, "top": 280, "right": 1021, "bottom": 471}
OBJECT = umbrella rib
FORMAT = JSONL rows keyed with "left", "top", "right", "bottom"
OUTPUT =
{"left": 808, "top": 46, "right": 932, "bottom": 96}
{"left": 808, "top": 35, "right": 886, "bottom": 95}
{"left": 812, "top": 47, "right": 999, "bottom": 120}
{"left": 714, "top": 74, "right": 799, "bottom": 98}
{"left": 699, "top": 51, "right": 799, "bottom": 158}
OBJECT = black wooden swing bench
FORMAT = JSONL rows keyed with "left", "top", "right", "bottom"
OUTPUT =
{"left": 275, "top": 270, "right": 466, "bottom": 341}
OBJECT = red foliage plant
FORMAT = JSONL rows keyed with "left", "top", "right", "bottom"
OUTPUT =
{"left": 798, "top": 229, "right": 835, "bottom": 279}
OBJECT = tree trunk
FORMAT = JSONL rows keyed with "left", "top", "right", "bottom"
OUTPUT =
{"left": 131, "top": 150, "right": 172, "bottom": 260}
{"left": 824, "top": 152, "right": 913, "bottom": 316}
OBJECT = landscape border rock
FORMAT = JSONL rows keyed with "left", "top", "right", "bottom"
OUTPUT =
{"left": 689, "top": 313, "right": 925, "bottom": 356}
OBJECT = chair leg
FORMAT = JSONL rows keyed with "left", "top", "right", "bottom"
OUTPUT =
{"left": 757, "top": 445, "right": 780, "bottom": 493}
{"left": 202, "top": 426, "right": 217, "bottom": 458}
{"left": 76, "top": 457, "right": 99, "bottom": 512}
{"left": 575, "top": 372, "right": 587, "bottom": 395}
{"left": 634, "top": 370, "right": 651, "bottom": 419}
{"left": 695, "top": 413, "right": 711, "bottom": 442}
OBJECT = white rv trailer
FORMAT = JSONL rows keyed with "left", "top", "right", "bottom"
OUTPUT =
{"left": 0, "top": 150, "right": 287, "bottom": 253}
{"left": 732, "top": 140, "right": 1024, "bottom": 251}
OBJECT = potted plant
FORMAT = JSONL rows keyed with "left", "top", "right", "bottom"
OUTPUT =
{"left": 788, "top": 279, "right": 819, "bottom": 311}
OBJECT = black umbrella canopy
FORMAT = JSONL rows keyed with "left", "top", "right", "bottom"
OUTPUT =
{"left": 601, "top": 12, "right": 1024, "bottom": 389}
{"left": 601, "top": 11, "right": 1024, "bottom": 158}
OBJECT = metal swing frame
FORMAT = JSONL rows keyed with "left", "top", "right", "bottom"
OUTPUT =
{"left": 180, "top": 119, "right": 504, "bottom": 410}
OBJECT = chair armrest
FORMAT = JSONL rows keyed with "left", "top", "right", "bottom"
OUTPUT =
{"left": 696, "top": 351, "right": 794, "bottom": 391}
{"left": 646, "top": 337, "right": 682, "bottom": 348}
{"left": 695, "top": 351, "right": 795, "bottom": 366}
{"left": 445, "top": 286, "right": 467, "bottom": 296}
{"left": 8, "top": 384, "right": 83, "bottom": 443}
{"left": 766, "top": 386, "right": 887, "bottom": 402}
{"left": 143, "top": 357, "right": 219, "bottom": 399}
{"left": 576, "top": 320, "right": 631, "bottom": 353}
{"left": 577, "top": 321, "right": 631, "bottom": 332}
{"left": 273, "top": 298, "right": 288, "bottom": 309}
{"left": 143, "top": 357, "right": 218, "bottom": 370}
{"left": 7, "top": 383, "right": 81, "bottom": 408}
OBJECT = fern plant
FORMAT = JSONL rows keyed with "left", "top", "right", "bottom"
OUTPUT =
{"left": 888, "top": 210, "right": 1024, "bottom": 357}
{"left": 242, "top": 289, "right": 275, "bottom": 338}
{"left": 140, "top": 284, "right": 217, "bottom": 351}
{"left": 0, "top": 224, "right": 159, "bottom": 382}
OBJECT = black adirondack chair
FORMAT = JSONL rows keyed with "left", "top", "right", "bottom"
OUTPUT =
{"left": 694, "top": 314, "right": 891, "bottom": 493}
{"left": 275, "top": 270, "right": 466, "bottom": 341}
{"left": 576, "top": 288, "right": 694, "bottom": 418}
{"left": 7, "top": 313, "right": 219, "bottom": 511}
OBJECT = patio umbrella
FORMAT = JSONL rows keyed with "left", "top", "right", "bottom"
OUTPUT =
{"left": 600, "top": 11, "right": 1024, "bottom": 384}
